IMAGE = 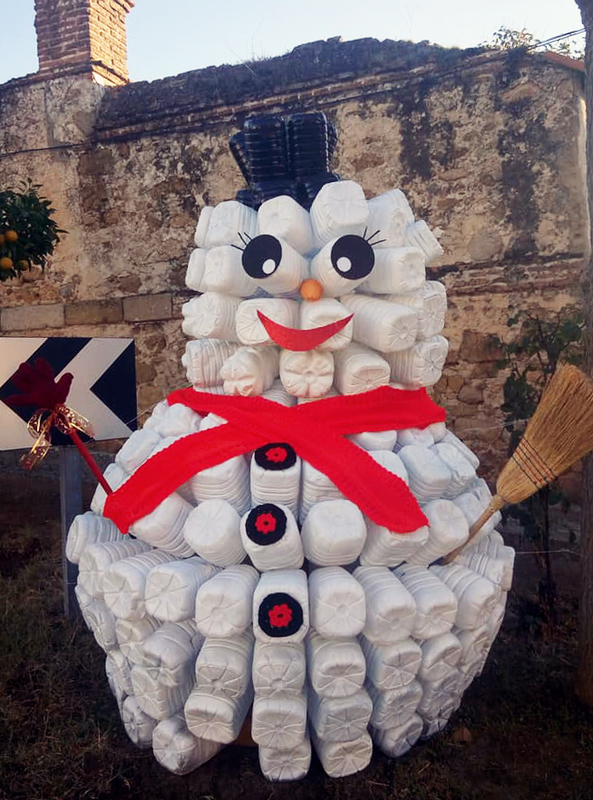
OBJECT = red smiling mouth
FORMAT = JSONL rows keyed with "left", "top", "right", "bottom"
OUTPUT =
{"left": 257, "top": 311, "right": 354, "bottom": 352}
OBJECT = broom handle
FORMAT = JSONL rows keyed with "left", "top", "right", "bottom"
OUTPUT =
{"left": 442, "top": 494, "right": 506, "bottom": 563}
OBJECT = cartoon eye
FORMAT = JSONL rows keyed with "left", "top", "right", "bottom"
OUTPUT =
{"left": 330, "top": 235, "right": 375, "bottom": 280}
{"left": 242, "top": 234, "right": 283, "bottom": 279}
{"left": 236, "top": 233, "right": 308, "bottom": 294}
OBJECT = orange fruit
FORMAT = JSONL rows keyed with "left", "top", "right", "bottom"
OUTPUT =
{"left": 0, "top": 256, "right": 14, "bottom": 270}
{"left": 4, "top": 230, "right": 18, "bottom": 243}
{"left": 0, "top": 234, "right": 4, "bottom": 245}
{"left": 18, "top": 260, "right": 30, "bottom": 271}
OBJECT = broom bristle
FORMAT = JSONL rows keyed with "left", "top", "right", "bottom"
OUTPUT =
{"left": 497, "top": 364, "right": 593, "bottom": 505}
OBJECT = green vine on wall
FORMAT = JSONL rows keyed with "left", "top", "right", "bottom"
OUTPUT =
{"left": 0, "top": 181, "right": 65, "bottom": 282}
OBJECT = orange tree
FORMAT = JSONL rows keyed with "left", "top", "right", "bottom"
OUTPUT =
{"left": 0, "top": 181, "right": 64, "bottom": 281}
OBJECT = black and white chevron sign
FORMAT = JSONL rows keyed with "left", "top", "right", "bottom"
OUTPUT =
{"left": 0, "top": 337, "right": 137, "bottom": 450}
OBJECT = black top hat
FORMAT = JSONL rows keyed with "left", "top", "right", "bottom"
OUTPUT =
{"left": 230, "top": 112, "right": 340, "bottom": 210}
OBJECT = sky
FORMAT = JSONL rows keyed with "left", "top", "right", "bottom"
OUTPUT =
{"left": 1, "top": 0, "right": 585, "bottom": 86}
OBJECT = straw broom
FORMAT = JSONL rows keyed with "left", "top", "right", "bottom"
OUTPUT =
{"left": 444, "top": 364, "right": 593, "bottom": 563}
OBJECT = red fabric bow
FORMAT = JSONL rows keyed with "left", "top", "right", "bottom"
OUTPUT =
{"left": 103, "top": 385, "right": 445, "bottom": 535}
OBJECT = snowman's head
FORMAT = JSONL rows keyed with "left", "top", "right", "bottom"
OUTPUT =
{"left": 179, "top": 112, "right": 448, "bottom": 401}
{"left": 182, "top": 177, "right": 448, "bottom": 399}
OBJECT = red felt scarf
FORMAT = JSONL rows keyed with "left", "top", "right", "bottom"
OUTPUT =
{"left": 103, "top": 385, "right": 445, "bottom": 535}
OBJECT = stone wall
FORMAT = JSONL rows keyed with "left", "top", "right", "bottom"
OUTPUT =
{"left": 0, "top": 38, "right": 587, "bottom": 480}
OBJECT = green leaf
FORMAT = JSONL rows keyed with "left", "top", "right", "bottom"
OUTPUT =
{"left": 0, "top": 181, "right": 65, "bottom": 275}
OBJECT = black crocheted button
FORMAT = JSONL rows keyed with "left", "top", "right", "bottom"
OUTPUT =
{"left": 258, "top": 591, "right": 303, "bottom": 637}
{"left": 254, "top": 442, "right": 297, "bottom": 472}
{"left": 246, "top": 503, "right": 287, "bottom": 546}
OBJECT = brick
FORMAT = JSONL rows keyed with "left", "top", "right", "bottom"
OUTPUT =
{"left": 64, "top": 299, "right": 123, "bottom": 325}
{"left": 123, "top": 294, "right": 173, "bottom": 323}
{"left": 1, "top": 304, "right": 64, "bottom": 332}
{"left": 34, "top": 0, "right": 132, "bottom": 83}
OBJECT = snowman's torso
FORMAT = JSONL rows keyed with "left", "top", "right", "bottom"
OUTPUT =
{"left": 67, "top": 177, "right": 514, "bottom": 781}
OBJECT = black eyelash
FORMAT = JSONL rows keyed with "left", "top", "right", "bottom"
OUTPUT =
{"left": 364, "top": 228, "right": 387, "bottom": 247}
{"left": 232, "top": 231, "right": 253, "bottom": 251}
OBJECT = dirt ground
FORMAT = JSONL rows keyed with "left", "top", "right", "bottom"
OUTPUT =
{"left": 1, "top": 468, "right": 592, "bottom": 800}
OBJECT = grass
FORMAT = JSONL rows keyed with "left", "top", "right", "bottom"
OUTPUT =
{"left": 1, "top": 473, "right": 593, "bottom": 799}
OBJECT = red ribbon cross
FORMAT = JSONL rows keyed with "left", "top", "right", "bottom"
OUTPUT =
{"left": 103, "top": 385, "right": 446, "bottom": 535}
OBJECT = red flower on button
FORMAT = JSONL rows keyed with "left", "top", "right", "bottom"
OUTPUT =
{"left": 255, "top": 512, "right": 277, "bottom": 535}
{"left": 268, "top": 603, "right": 293, "bottom": 628}
{"left": 266, "top": 446, "right": 288, "bottom": 463}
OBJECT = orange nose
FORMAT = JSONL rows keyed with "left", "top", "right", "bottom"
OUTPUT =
{"left": 300, "top": 278, "right": 323, "bottom": 302}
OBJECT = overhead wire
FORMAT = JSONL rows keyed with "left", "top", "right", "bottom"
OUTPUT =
{"left": 525, "top": 28, "right": 585, "bottom": 52}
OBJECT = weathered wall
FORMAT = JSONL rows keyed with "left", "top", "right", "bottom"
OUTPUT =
{"left": 0, "top": 39, "right": 587, "bottom": 479}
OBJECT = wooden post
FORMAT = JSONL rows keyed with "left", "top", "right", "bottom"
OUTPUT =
{"left": 60, "top": 447, "right": 82, "bottom": 619}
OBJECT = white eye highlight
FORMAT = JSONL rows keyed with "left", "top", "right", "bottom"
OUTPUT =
{"left": 340, "top": 294, "right": 417, "bottom": 353}
{"left": 336, "top": 257, "right": 352, "bottom": 273}
{"left": 309, "top": 180, "right": 369, "bottom": 249}
{"left": 262, "top": 259, "right": 276, "bottom": 275}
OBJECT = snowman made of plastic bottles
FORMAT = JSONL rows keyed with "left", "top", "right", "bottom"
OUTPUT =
{"left": 67, "top": 114, "right": 515, "bottom": 781}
